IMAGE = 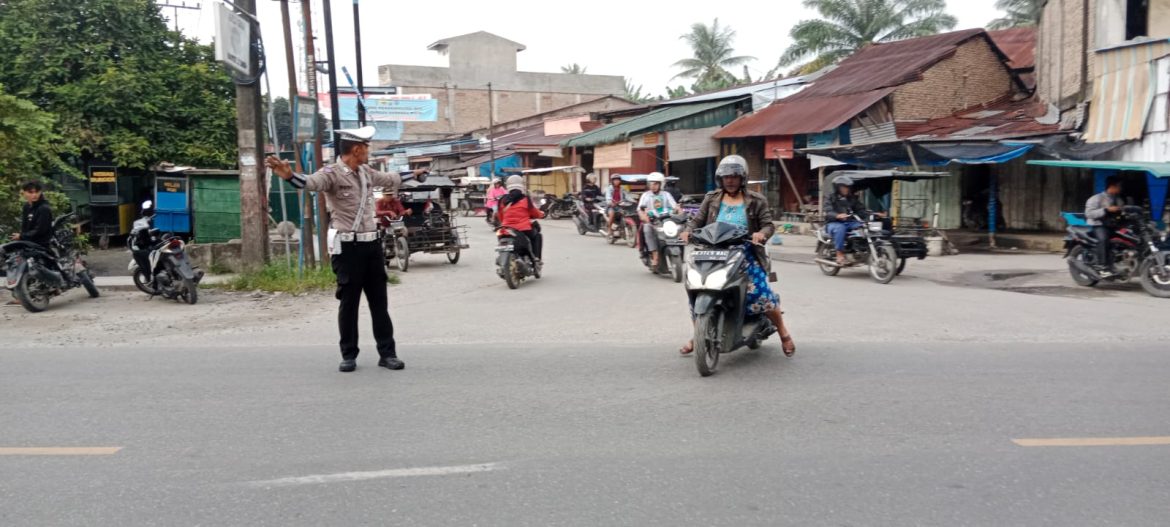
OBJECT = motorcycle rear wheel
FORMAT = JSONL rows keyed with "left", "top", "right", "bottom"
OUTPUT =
{"left": 694, "top": 314, "right": 719, "bottom": 377}
{"left": 868, "top": 245, "right": 897, "bottom": 284}
{"left": 14, "top": 274, "right": 50, "bottom": 313}
{"left": 78, "top": 269, "right": 100, "bottom": 298}
{"left": 1139, "top": 257, "right": 1170, "bottom": 298}
{"left": 133, "top": 269, "right": 157, "bottom": 295}
{"left": 1067, "top": 246, "right": 1099, "bottom": 287}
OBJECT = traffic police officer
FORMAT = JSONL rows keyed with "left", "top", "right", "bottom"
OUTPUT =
{"left": 265, "top": 126, "right": 425, "bottom": 373}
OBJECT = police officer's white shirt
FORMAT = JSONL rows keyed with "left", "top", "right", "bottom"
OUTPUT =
{"left": 288, "top": 161, "right": 402, "bottom": 233}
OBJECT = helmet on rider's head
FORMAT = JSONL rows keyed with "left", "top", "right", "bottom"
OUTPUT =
{"left": 647, "top": 172, "right": 666, "bottom": 185}
{"left": 506, "top": 175, "right": 525, "bottom": 191}
{"left": 610, "top": 173, "right": 622, "bottom": 182}
{"left": 585, "top": 173, "right": 598, "bottom": 185}
{"left": 715, "top": 155, "right": 748, "bottom": 181}
{"left": 832, "top": 175, "right": 854, "bottom": 189}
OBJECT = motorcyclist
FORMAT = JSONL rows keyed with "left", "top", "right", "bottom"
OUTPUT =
{"left": 823, "top": 175, "right": 885, "bottom": 266}
{"left": 485, "top": 178, "right": 507, "bottom": 224}
{"left": 637, "top": 172, "right": 679, "bottom": 269}
{"left": 664, "top": 177, "right": 683, "bottom": 203}
{"left": 680, "top": 155, "right": 795, "bottom": 357}
{"left": 130, "top": 200, "right": 156, "bottom": 285}
{"left": 497, "top": 175, "right": 545, "bottom": 261}
{"left": 11, "top": 180, "right": 53, "bottom": 247}
{"left": 580, "top": 173, "right": 603, "bottom": 202}
{"left": 1084, "top": 175, "right": 1124, "bottom": 276}
{"left": 603, "top": 173, "right": 630, "bottom": 237}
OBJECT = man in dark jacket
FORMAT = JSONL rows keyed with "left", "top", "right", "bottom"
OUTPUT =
{"left": 823, "top": 175, "right": 882, "bottom": 265}
{"left": 11, "top": 180, "right": 53, "bottom": 247}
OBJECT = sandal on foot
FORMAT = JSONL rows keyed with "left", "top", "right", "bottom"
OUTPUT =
{"left": 679, "top": 341, "right": 694, "bottom": 355}
{"left": 780, "top": 334, "right": 796, "bottom": 357}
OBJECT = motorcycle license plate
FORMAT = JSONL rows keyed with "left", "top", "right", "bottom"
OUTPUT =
{"left": 692, "top": 250, "right": 730, "bottom": 261}
{"left": 495, "top": 246, "right": 513, "bottom": 252}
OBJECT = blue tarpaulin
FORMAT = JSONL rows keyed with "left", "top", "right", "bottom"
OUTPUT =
{"left": 479, "top": 154, "right": 522, "bottom": 179}
{"left": 802, "top": 141, "right": 1034, "bottom": 168}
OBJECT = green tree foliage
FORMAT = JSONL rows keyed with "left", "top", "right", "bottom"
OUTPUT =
{"left": 623, "top": 78, "right": 652, "bottom": 103}
{"left": 665, "top": 86, "right": 691, "bottom": 99}
{"left": 776, "top": 0, "right": 958, "bottom": 75}
{"left": 0, "top": 85, "right": 77, "bottom": 234}
{"left": 672, "top": 19, "right": 755, "bottom": 90}
{"left": 988, "top": 0, "right": 1042, "bottom": 29}
{"left": 560, "top": 63, "right": 588, "bottom": 74}
{"left": 0, "top": 0, "right": 237, "bottom": 170}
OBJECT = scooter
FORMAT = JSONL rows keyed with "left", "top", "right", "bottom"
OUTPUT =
{"left": 128, "top": 201, "right": 203, "bottom": 304}
{"left": 572, "top": 197, "right": 606, "bottom": 236}
{"left": 638, "top": 213, "right": 688, "bottom": 283}
{"left": 685, "top": 222, "right": 776, "bottom": 377}
{"left": 495, "top": 221, "right": 541, "bottom": 289}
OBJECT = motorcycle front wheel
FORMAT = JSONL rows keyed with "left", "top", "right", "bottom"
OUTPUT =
{"left": 182, "top": 278, "right": 198, "bottom": 305}
{"left": 13, "top": 274, "right": 50, "bottom": 313}
{"left": 671, "top": 254, "right": 684, "bottom": 283}
{"left": 502, "top": 254, "right": 519, "bottom": 289}
{"left": 868, "top": 245, "right": 897, "bottom": 284}
{"left": 817, "top": 243, "right": 840, "bottom": 276}
{"left": 78, "top": 269, "right": 100, "bottom": 298}
{"left": 1139, "top": 257, "right": 1170, "bottom": 298}
{"left": 624, "top": 224, "right": 637, "bottom": 248}
{"left": 395, "top": 237, "right": 410, "bottom": 272}
{"left": 694, "top": 313, "right": 720, "bottom": 377}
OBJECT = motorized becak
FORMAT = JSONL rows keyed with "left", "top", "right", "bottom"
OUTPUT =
{"left": 381, "top": 176, "right": 469, "bottom": 272}
{"left": 685, "top": 222, "right": 776, "bottom": 377}
{"left": 2, "top": 213, "right": 99, "bottom": 312}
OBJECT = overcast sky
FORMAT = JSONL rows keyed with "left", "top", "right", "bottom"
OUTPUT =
{"left": 172, "top": 0, "right": 1008, "bottom": 101}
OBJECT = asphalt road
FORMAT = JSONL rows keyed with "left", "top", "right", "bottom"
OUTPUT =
{"left": 3, "top": 217, "right": 1169, "bottom": 526}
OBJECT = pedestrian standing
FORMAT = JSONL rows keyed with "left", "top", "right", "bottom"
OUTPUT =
{"left": 265, "top": 126, "right": 426, "bottom": 373}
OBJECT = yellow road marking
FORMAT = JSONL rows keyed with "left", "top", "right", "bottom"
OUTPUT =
{"left": 0, "top": 447, "right": 122, "bottom": 456}
{"left": 1013, "top": 437, "right": 1170, "bottom": 447}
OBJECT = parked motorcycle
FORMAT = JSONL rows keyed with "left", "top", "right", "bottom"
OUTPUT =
{"left": 495, "top": 221, "right": 542, "bottom": 289}
{"left": 128, "top": 204, "right": 202, "bottom": 304}
{"left": 539, "top": 192, "right": 576, "bottom": 220}
{"left": 1064, "top": 205, "right": 1170, "bottom": 297}
{"left": 685, "top": 222, "right": 776, "bottom": 377}
{"left": 638, "top": 213, "right": 688, "bottom": 282}
{"left": 2, "top": 213, "right": 99, "bottom": 312}
{"left": 814, "top": 214, "right": 900, "bottom": 284}
{"left": 572, "top": 197, "right": 607, "bottom": 236}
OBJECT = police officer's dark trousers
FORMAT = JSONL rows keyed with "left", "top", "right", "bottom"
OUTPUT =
{"left": 331, "top": 240, "right": 396, "bottom": 361}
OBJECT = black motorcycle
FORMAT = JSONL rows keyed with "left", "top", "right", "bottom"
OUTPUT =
{"left": 685, "top": 222, "right": 776, "bottom": 377}
{"left": 2, "top": 213, "right": 99, "bottom": 312}
{"left": 1064, "top": 205, "right": 1170, "bottom": 297}
{"left": 128, "top": 207, "right": 203, "bottom": 304}
{"left": 495, "top": 221, "right": 541, "bottom": 289}
{"left": 638, "top": 213, "right": 688, "bottom": 282}
{"left": 540, "top": 192, "right": 576, "bottom": 220}
{"left": 572, "top": 197, "right": 607, "bottom": 236}
{"left": 608, "top": 200, "right": 639, "bottom": 247}
{"left": 814, "top": 214, "right": 903, "bottom": 284}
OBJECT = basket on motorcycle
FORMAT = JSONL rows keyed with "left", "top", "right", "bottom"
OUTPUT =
{"left": 890, "top": 234, "right": 928, "bottom": 260}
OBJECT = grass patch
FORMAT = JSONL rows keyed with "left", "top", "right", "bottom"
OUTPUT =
{"left": 206, "top": 262, "right": 233, "bottom": 275}
{"left": 206, "top": 263, "right": 400, "bottom": 294}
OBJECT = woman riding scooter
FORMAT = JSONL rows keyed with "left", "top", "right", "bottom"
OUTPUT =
{"left": 679, "top": 155, "right": 796, "bottom": 357}
{"left": 497, "top": 175, "right": 545, "bottom": 262}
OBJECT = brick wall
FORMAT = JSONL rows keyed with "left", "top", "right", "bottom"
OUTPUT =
{"left": 892, "top": 38, "right": 1016, "bottom": 120}
{"left": 395, "top": 87, "right": 618, "bottom": 141}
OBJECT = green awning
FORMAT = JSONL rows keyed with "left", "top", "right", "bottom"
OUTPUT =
{"left": 1027, "top": 159, "right": 1170, "bottom": 178}
{"left": 561, "top": 98, "right": 745, "bottom": 148}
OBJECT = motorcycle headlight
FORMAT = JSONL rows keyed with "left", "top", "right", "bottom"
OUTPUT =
{"left": 663, "top": 220, "right": 680, "bottom": 238}
{"left": 703, "top": 268, "right": 730, "bottom": 290}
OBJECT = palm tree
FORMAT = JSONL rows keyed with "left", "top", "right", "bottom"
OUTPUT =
{"left": 776, "top": 0, "right": 958, "bottom": 75}
{"left": 623, "top": 78, "right": 652, "bottom": 103}
{"left": 672, "top": 18, "right": 755, "bottom": 89}
{"left": 561, "top": 63, "right": 588, "bottom": 74}
{"left": 988, "top": 0, "right": 1042, "bottom": 29}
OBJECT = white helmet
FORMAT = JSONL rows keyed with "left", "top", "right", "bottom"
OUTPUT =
{"left": 647, "top": 172, "right": 665, "bottom": 185}
{"left": 506, "top": 175, "right": 525, "bottom": 191}
{"left": 716, "top": 155, "right": 748, "bottom": 179}
{"left": 585, "top": 173, "right": 598, "bottom": 184}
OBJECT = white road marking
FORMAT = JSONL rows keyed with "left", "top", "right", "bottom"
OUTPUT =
{"left": 244, "top": 462, "right": 503, "bottom": 488}
{"left": 0, "top": 447, "right": 122, "bottom": 456}
{"left": 1013, "top": 436, "right": 1170, "bottom": 447}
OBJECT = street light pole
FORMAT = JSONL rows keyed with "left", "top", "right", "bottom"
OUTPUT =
{"left": 322, "top": 0, "right": 341, "bottom": 136}
{"left": 353, "top": 0, "right": 366, "bottom": 126}
{"left": 488, "top": 82, "right": 495, "bottom": 179}
{"left": 280, "top": 0, "right": 314, "bottom": 269}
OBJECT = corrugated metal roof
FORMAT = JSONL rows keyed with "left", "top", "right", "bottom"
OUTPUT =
{"left": 785, "top": 28, "right": 986, "bottom": 101}
{"left": 658, "top": 70, "right": 826, "bottom": 106}
{"left": 715, "top": 29, "right": 998, "bottom": 139}
{"left": 896, "top": 97, "right": 1063, "bottom": 141}
{"left": 987, "top": 28, "right": 1036, "bottom": 71}
{"left": 562, "top": 99, "right": 745, "bottom": 148}
{"left": 714, "top": 88, "right": 893, "bottom": 138}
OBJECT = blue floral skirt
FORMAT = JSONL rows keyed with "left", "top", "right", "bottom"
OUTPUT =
{"left": 691, "top": 243, "right": 780, "bottom": 317}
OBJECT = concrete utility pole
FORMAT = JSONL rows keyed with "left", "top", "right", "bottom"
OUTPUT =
{"left": 488, "top": 82, "right": 496, "bottom": 179}
{"left": 280, "top": 0, "right": 314, "bottom": 268}
{"left": 302, "top": 0, "right": 330, "bottom": 265}
{"left": 235, "top": 0, "right": 269, "bottom": 270}
{"left": 353, "top": 0, "right": 366, "bottom": 126}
